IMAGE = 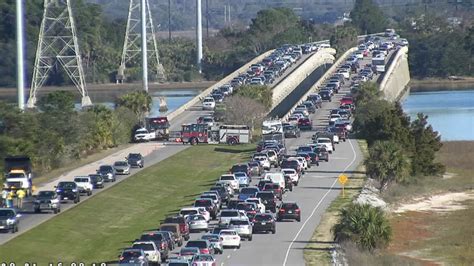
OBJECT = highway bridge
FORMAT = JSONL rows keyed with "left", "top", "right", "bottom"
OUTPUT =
{"left": 0, "top": 37, "right": 410, "bottom": 265}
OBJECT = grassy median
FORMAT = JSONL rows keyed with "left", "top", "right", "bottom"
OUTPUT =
{"left": 0, "top": 144, "right": 254, "bottom": 264}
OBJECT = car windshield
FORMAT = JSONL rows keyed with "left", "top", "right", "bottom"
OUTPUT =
{"left": 57, "top": 182, "right": 75, "bottom": 189}
{"left": 201, "top": 234, "right": 219, "bottom": 241}
{"left": 194, "top": 200, "right": 212, "bottom": 207}
{"left": 220, "top": 231, "right": 236, "bottom": 236}
{"left": 160, "top": 226, "right": 177, "bottom": 232}
{"left": 128, "top": 154, "right": 141, "bottom": 159}
{"left": 186, "top": 241, "right": 207, "bottom": 248}
{"left": 283, "top": 170, "right": 295, "bottom": 175}
{"left": 220, "top": 176, "right": 234, "bottom": 181}
{"left": 318, "top": 139, "right": 331, "bottom": 143}
{"left": 256, "top": 192, "right": 274, "bottom": 199}
{"left": 180, "top": 247, "right": 199, "bottom": 254}
{"left": 282, "top": 203, "right": 299, "bottom": 209}
{"left": 255, "top": 214, "right": 273, "bottom": 221}
{"left": 99, "top": 166, "right": 113, "bottom": 172}
{"left": 132, "top": 243, "right": 154, "bottom": 251}
{"left": 164, "top": 217, "right": 185, "bottom": 223}
{"left": 6, "top": 173, "right": 24, "bottom": 178}
{"left": 240, "top": 187, "right": 258, "bottom": 194}
{"left": 74, "top": 178, "right": 88, "bottom": 183}
{"left": 37, "top": 191, "right": 55, "bottom": 198}
{"left": 221, "top": 211, "right": 239, "bottom": 217}
{"left": 114, "top": 161, "right": 128, "bottom": 166}
{"left": 0, "top": 210, "right": 15, "bottom": 217}
{"left": 121, "top": 250, "right": 141, "bottom": 259}
{"left": 180, "top": 210, "right": 198, "bottom": 216}
{"left": 188, "top": 215, "right": 205, "bottom": 221}
{"left": 140, "top": 233, "right": 163, "bottom": 241}
{"left": 89, "top": 175, "right": 102, "bottom": 181}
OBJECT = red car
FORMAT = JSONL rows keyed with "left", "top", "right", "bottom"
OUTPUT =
{"left": 298, "top": 118, "right": 312, "bottom": 131}
{"left": 340, "top": 96, "right": 354, "bottom": 106}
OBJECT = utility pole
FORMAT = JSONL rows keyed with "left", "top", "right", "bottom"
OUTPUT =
{"left": 196, "top": 0, "right": 203, "bottom": 73}
{"left": 206, "top": 0, "right": 209, "bottom": 38}
{"left": 168, "top": 0, "right": 171, "bottom": 43}
{"left": 141, "top": 0, "right": 148, "bottom": 92}
{"left": 16, "top": 0, "right": 25, "bottom": 110}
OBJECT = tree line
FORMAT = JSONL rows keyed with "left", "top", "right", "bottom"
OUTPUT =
{"left": 0, "top": 90, "right": 150, "bottom": 177}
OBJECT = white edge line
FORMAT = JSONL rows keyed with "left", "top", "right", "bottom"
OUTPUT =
{"left": 282, "top": 138, "right": 358, "bottom": 266}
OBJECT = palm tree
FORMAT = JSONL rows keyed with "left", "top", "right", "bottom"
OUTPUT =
{"left": 117, "top": 91, "right": 152, "bottom": 123}
{"left": 365, "top": 140, "right": 411, "bottom": 190}
{"left": 332, "top": 203, "right": 392, "bottom": 251}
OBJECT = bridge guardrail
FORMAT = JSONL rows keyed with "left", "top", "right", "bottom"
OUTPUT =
{"left": 379, "top": 46, "right": 408, "bottom": 91}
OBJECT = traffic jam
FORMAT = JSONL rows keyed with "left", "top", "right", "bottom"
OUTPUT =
{"left": 115, "top": 37, "right": 389, "bottom": 265}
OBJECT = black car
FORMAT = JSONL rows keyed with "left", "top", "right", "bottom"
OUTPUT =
{"left": 138, "top": 231, "right": 170, "bottom": 262}
{"left": 127, "top": 153, "right": 144, "bottom": 168}
{"left": 283, "top": 125, "right": 300, "bottom": 138}
{"left": 252, "top": 213, "right": 276, "bottom": 234}
{"left": 230, "top": 164, "right": 250, "bottom": 176}
{"left": 55, "top": 181, "right": 80, "bottom": 204}
{"left": 257, "top": 180, "right": 274, "bottom": 191}
{"left": 88, "top": 174, "right": 104, "bottom": 189}
{"left": 277, "top": 202, "right": 301, "bottom": 222}
{"left": 307, "top": 152, "right": 320, "bottom": 166}
{"left": 256, "top": 191, "right": 277, "bottom": 213}
{"left": 157, "top": 230, "right": 176, "bottom": 251}
{"left": 97, "top": 165, "right": 116, "bottom": 182}
{"left": 314, "top": 146, "right": 329, "bottom": 162}
{"left": 226, "top": 199, "right": 243, "bottom": 210}
{"left": 33, "top": 190, "right": 61, "bottom": 213}
{"left": 209, "top": 186, "right": 230, "bottom": 204}
{"left": 118, "top": 248, "right": 148, "bottom": 265}
{"left": 0, "top": 208, "right": 20, "bottom": 233}
{"left": 306, "top": 94, "right": 323, "bottom": 109}
{"left": 319, "top": 91, "right": 332, "bottom": 102}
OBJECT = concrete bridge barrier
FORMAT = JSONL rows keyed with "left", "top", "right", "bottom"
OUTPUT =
{"left": 379, "top": 46, "right": 410, "bottom": 101}
{"left": 271, "top": 48, "right": 336, "bottom": 113}
{"left": 166, "top": 49, "right": 275, "bottom": 121}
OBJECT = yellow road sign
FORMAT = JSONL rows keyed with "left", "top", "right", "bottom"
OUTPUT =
{"left": 338, "top": 174, "right": 348, "bottom": 185}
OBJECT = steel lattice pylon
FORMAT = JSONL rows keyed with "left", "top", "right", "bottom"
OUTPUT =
{"left": 27, "top": 0, "right": 91, "bottom": 108}
{"left": 117, "top": 0, "right": 165, "bottom": 83}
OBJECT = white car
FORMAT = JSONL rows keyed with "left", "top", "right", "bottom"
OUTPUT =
{"left": 219, "top": 174, "right": 239, "bottom": 191}
{"left": 219, "top": 209, "right": 243, "bottom": 225}
{"left": 329, "top": 114, "right": 341, "bottom": 124}
{"left": 245, "top": 198, "right": 266, "bottom": 213}
{"left": 337, "top": 69, "right": 350, "bottom": 79}
{"left": 180, "top": 207, "right": 211, "bottom": 221}
{"left": 316, "top": 137, "right": 335, "bottom": 153}
{"left": 282, "top": 168, "right": 299, "bottom": 185}
{"left": 354, "top": 51, "right": 363, "bottom": 59}
{"left": 132, "top": 241, "right": 161, "bottom": 264}
{"left": 229, "top": 219, "right": 253, "bottom": 241}
{"left": 253, "top": 156, "right": 271, "bottom": 170}
{"left": 73, "top": 176, "right": 93, "bottom": 196}
{"left": 219, "top": 229, "right": 241, "bottom": 249}
{"left": 202, "top": 97, "right": 216, "bottom": 110}
{"left": 263, "top": 172, "right": 286, "bottom": 189}
{"left": 215, "top": 181, "right": 235, "bottom": 196}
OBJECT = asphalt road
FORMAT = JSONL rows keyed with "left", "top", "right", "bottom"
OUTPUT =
{"left": 0, "top": 49, "right": 317, "bottom": 245}
{"left": 171, "top": 70, "right": 363, "bottom": 266}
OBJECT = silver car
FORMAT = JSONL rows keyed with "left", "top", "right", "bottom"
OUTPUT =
{"left": 113, "top": 161, "right": 131, "bottom": 175}
{"left": 187, "top": 214, "right": 209, "bottom": 232}
{"left": 229, "top": 218, "right": 253, "bottom": 241}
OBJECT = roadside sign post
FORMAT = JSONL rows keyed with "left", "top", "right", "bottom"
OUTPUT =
{"left": 338, "top": 174, "right": 348, "bottom": 197}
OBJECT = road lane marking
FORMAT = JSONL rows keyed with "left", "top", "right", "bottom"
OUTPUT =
{"left": 282, "top": 138, "right": 358, "bottom": 266}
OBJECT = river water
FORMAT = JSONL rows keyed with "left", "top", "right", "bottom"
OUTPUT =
{"left": 73, "top": 89, "right": 201, "bottom": 115}
{"left": 402, "top": 89, "right": 474, "bottom": 141}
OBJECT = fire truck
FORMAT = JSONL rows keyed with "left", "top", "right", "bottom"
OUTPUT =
{"left": 145, "top": 116, "right": 171, "bottom": 141}
{"left": 179, "top": 124, "right": 250, "bottom": 145}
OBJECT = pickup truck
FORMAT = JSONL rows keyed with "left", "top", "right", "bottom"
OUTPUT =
{"left": 73, "top": 176, "right": 93, "bottom": 196}
{"left": 3, "top": 156, "right": 33, "bottom": 196}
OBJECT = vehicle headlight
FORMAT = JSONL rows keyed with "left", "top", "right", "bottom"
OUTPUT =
{"left": 6, "top": 218, "right": 15, "bottom": 224}
{"left": 72, "top": 189, "right": 78, "bottom": 192}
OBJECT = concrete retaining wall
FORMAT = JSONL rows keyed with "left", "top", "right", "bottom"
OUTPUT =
{"left": 166, "top": 49, "right": 275, "bottom": 121}
{"left": 281, "top": 47, "right": 358, "bottom": 120}
{"left": 379, "top": 46, "right": 411, "bottom": 102}
{"left": 271, "top": 48, "right": 336, "bottom": 111}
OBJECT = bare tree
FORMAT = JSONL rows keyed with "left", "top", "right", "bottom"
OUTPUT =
{"left": 224, "top": 95, "right": 266, "bottom": 129}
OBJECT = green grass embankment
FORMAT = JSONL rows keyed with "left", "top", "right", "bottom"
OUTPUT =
{"left": 0, "top": 144, "right": 254, "bottom": 263}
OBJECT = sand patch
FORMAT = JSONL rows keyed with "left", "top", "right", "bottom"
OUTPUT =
{"left": 393, "top": 191, "right": 474, "bottom": 213}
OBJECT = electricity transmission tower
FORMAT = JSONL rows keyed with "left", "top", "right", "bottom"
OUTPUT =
{"left": 27, "top": 0, "right": 91, "bottom": 108}
{"left": 117, "top": 0, "right": 165, "bottom": 84}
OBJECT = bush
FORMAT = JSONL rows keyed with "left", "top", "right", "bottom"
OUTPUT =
{"left": 333, "top": 203, "right": 392, "bottom": 251}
